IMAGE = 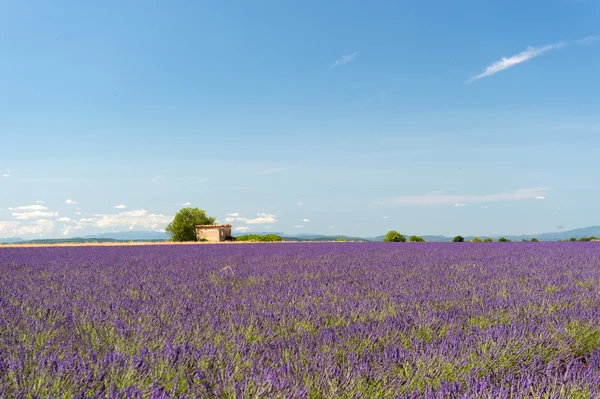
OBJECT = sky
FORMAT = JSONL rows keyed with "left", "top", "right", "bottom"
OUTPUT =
{"left": 1, "top": 0, "right": 600, "bottom": 239}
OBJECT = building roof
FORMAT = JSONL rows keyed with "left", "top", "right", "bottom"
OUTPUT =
{"left": 195, "top": 224, "right": 232, "bottom": 229}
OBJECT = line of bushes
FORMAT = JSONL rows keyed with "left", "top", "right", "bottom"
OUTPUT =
{"left": 233, "top": 234, "right": 283, "bottom": 242}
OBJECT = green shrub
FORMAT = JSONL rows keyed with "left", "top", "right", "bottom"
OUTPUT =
{"left": 498, "top": 237, "right": 511, "bottom": 242}
{"left": 234, "top": 234, "right": 282, "bottom": 242}
{"left": 452, "top": 236, "right": 464, "bottom": 242}
{"left": 383, "top": 231, "right": 406, "bottom": 242}
{"left": 408, "top": 235, "right": 425, "bottom": 242}
{"left": 471, "top": 237, "right": 482, "bottom": 243}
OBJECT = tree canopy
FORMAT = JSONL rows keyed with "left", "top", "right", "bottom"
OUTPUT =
{"left": 383, "top": 231, "right": 406, "bottom": 242}
{"left": 408, "top": 235, "right": 425, "bottom": 242}
{"left": 452, "top": 235, "right": 465, "bottom": 242}
{"left": 165, "top": 208, "right": 216, "bottom": 242}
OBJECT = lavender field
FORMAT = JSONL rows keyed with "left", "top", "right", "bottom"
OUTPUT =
{"left": 1, "top": 243, "right": 600, "bottom": 398}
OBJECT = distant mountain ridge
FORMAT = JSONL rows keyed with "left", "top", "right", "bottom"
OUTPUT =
{"left": 2, "top": 226, "right": 599, "bottom": 244}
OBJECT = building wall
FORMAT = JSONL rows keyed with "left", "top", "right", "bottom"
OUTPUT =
{"left": 196, "top": 226, "right": 232, "bottom": 242}
{"left": 197, "top": 229, "right": 221, "bottom": 242}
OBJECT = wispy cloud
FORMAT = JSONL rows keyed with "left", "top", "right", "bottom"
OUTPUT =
{"left": 12, "top": 211, "right": 59, "bottom": 220}
{"left": 36, "top": 200, "right": 44, "bottom": 204}
{"left": 114, "top": 204, "right": 127, "bottom": 209}
{"left": 379, "top": 188, "right": 548, "bottom": 206}
{"left": 454, "top": 203, "right": 467, "bottom": 207}
{"left": 65, "top": 199, "right": 77, "bottom": 205}
{"left": 576, "top": 36, "right": 600, "bottom": 45}
{"left": 224, "top": 212, "right": 277, "bottom": 225}
{"left": 235, "top": 226, "right": 249, "bottom": 232}
{"left": 302, "top": 218, "right": 310, "bottom": 223}
{"left": 330, "top": 52, "right": 359, "bottom": 68}
{"left": 467, "top": 43, "right": 565, "bottom": 83}
{"left": 535, "top": 196, "right": 546, "bottom": 200}
{"left": 293, "top": 225, "right": 304, "bottom": 229}
{"left": 468, "top": 35, "right": 599, "bottom": 83}
{"left": 2, "top": 174, "right": 9, "bottom": 178}
{"left": 9, "top": 205, "right": 48, "bottom": 211}
{"left": 180, "top": 202, "right": 191, "bottom": 206}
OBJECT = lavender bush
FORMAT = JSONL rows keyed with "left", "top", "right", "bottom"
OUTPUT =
{"left": 1, "top": 243, "right": 600, "bottom": 398}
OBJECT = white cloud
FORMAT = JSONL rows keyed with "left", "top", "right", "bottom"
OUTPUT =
{"left": 380, "top": 188, "right": 548, "bottom": 206}
{"left": 245, "top": 213, "right": 277, "bottom": 224}
{"left": 383, "top": 216, "right": 389, "bottom": 219}
{"left": 180, "top": 202, "right": 191, "bottom": 206}
{"left": 66, "top": 199, "right": 77, "bottom": 205}
{"left": 12, "top": 211, "right": 59, "bottom": 220}
{"left": 225, "top": 212, "right": 277, "bottom": 225}
{"left": 235, "top": 226, "right": 249, "bottom": 232}
{"left": 576, "top": 36, "right": 600, "bottom": 46}
{"left": 293, "top": 225, "right": 304, "bottom": 229}
{"left": 114, "top": 205, "right": 127, "bottom": 209}
{"left": 330, "top": 52, "right": 359, "bottom": 68}
{"left": 468, "top": 36, "right": 600, "bottom": 83}
{"left": 535, "top": 196, "right": 546, "bottom": 200}
{"left": 454, "top": 203, "right": 467, "bottom": 207}
{"left": 9, "top": 205, "right": 48, "bottom": 211}
{"left": 467, "top": 42, "right": 565, "bottom": 83}
{"left": 14, "top": 220, "right": 54, "bottom": 236}
{"left": 0, "top": 221, "right": 20, "bottom": 235}
{"left": 302, "top": 218, "right": 310, "bottom": 222}
{"left": 74, "top": 212, "right": 82, "bottom": 215}
{"left": 481, "top": 206, "right": 489, "bottom": 209}
{"left": 57, "top": 217, "right": 72, "bottom": 222}
{"left": 36, "top": 200, "right": 44, "bottom": 204}
{"left": 93, "top": 209, "right": 172, "bottom": 230}
{"left": 2, "top": 174, "right": 10, "bottom": 178}
{"left": 297, "top": 202, "right": 303, "bottom": 206}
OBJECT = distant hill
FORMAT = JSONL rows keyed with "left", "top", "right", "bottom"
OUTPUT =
{"left": 82, "top": 231, "right": 170, "bottom": 240}
{"left": 2, "top": 226, "right": 599, "bottom": 245}
{"left": 371, "top": 226, "right": 600, "bottom": 242}
{"left": 0, "top": 237, "right": 24, "bottom": 244}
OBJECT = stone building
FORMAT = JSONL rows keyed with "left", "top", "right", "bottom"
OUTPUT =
{"left": 195, "top": 224, "right": 232, "bottom": 242}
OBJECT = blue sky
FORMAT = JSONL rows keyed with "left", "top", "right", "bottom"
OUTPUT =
{"left": 1, "top": 0, "right": 599, "bottom": 239}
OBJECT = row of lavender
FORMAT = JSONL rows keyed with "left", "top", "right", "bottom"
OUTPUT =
{"left": 1, "top": 243, "right": 600, "bottom": 398}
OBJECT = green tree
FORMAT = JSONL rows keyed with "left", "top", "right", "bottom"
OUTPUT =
{"left": 165, "top": 208, "right": 216, "bottom": 242}
{"left": 408, "top": 235, "right": 425, "bottom": 242}
{"left": 569, "top": 237, "right": 577, "bottom": 242}
{"left": 531, "top": 238, "right": 539, "bottom": 242}
{"left": 383, "top": 231, "right": 406, "bottom": 242}
{"left": 483, "top": 237, "right": 493, "bottom": 242}
{"left": 472, "top": 237, "right": 482, "bottom": 243}
{"left": 498, "top": 237, "right": 510, "bottom": 242}
{"left": 452, "top": 235, "right": 465, "bottom": 242}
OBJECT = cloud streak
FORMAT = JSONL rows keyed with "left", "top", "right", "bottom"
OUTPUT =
{"left": 467, "top": 43, "right": 565, "bottom": 83}
{"left": 468, "top": 36, "right": 600, "bottom": 83}
{"left": 330, "top": 52, "right": 359, "bottom": 68}
{"left": 379, "top": 188, "right": 548, "bottom": 206}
